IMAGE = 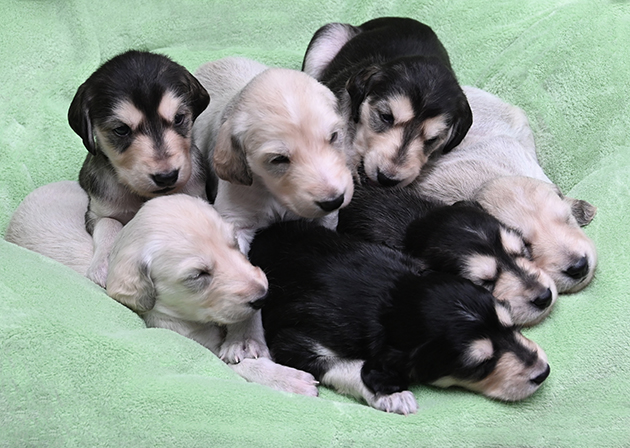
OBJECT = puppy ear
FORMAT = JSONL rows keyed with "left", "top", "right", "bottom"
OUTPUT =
{"left": 566, "top": 196, "right": 597, "bottom": 227}
{"left": 442, "top": 93, "right": 473, "bottom": 154}
{"left": 68, "top": 82, "right": 97, "bottom": 155}
{"left": 345, "top": 65, "right": 381, "bottom": 123}
{"left": 106, "top": 249, "right": 157, "bottom": 314}
{"left": 185, "top": 72, "right": 210, "bottom": 122}
{"left": 213, "top": 115, "right": 253, "bottom": 186}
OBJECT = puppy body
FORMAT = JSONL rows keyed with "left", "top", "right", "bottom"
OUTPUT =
{"left": 193, "top": 57, "right": 354, "bottom": 254}
{"left": 4, "top": 182, "right": 317, "bottom": 396}
{"left": 68, "top": 50, "right": 210, "bottom": 288}
{"left": 412, "top": 86, "right": 597, "bottom": 292}
{"left": 250, "top": 221, "right": 550, "bottom": 415}
{"left": 337, "top": 184, "right": 557, "bottom": 326}
{"left": 303, "top": 17, "right": 472, "bottom": 187}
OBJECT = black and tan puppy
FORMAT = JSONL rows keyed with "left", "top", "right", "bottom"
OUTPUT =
{"left": 68, "top": 50, "right": 210, "bottom": 287}
{"left": 250, "top": 221, "right": 550, "bottom": 415}
{"left": 302, "top": 17, "right": 472, "bottom": 187}
{"left": 337, "top": 184, "right": 557, "bottom": 326}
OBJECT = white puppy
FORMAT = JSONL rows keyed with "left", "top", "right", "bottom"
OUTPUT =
{"left": 4, "top": 181, "right": 318, "bottom": 396}
{"left": 192, "top": 57, "right": 355, "bottom": 363}
{"left": 412, "top": 86, "right": 597, "bottom": 293}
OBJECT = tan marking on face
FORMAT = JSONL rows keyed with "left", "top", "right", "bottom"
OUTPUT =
{"left": 389, "top": 95, "right": 415, "bottom": 123}
{"left": 495, "top": 304, "right": 514, "bottom": 327}
{"left": 466, "top": 338, "right": 494, "bottom": 365}
{"left": 422, "top": 115, "right": 448, "bottom": 140}
{"left": 158, "top": 91, "right": 183, "bottom": 122}
{"left": 113, "top": 100, "right": 144, "bottom": 130}
{"left": 465, "top": 254, "right": 497, "bottom": 285}
{"left": 501, "top": 228, "right": 526, "bottom": 256}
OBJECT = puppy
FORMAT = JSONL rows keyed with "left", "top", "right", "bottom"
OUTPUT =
{"left": 68, "top": 50, "right": 210, "bottom": 288}
{"left": 337, "top": 184, "right": 557, "bottom": 326}
{"left": 192, "top": 57, "right": 354, "bottom": 363}
{"left": 4, "top": 182, "right": 318, "bottom": 396}
{"left": 412, "top": 86, "right": 597, "bottom": 292}
{"left": 302, "top": 17, "right": 472, "bottom": 187}
{"left": 250, "top": 221, "right": 550, "bottom": 415}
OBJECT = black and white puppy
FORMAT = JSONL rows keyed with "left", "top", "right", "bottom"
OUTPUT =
{"left": 68, "top": 50, "right": 210, "bottom": 287}
{"left": 250, "top": 221, "right": 550, "bottom": 415}
{"left": 337, "top": 184, "right": 558, "bottom": 326}
{"left": 302, "top": 17, "right": 472, "bottom": 187}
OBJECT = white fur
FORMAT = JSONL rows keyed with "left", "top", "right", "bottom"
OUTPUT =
{"left": 4, "top": 182, "right": 317, "bottom": 396}
{"left": 302, "top": 23, "right": 360, "bottom": 79}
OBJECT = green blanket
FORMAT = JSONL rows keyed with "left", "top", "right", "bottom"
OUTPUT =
{"left": 1, "top": 1, "right": 629, "bottom": 446}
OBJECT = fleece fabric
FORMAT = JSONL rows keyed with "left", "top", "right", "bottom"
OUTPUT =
{"left": 1, "top": 0, "right": 629, "bottom": 446}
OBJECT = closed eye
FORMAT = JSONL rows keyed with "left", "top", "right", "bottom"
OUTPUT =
{"left": 379, "top": 112, "right": 394, "bottom": 125}
{"left": 424, "top": 136, "right": 438, "bottom": 146}
{"left": 269, "top": 154, "right": 290, "bottom": 165}
{"left": 112, "top": 125, "right": 131, "bottom": 137}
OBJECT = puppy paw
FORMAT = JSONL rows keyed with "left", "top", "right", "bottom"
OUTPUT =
{"left": 369, "top": 390, "right": 418, "bottom": 415}
{"left": 235, "top": 358, "right": 319, "bottom": 396}
{"left": 219, "top": 337, "right": 271, "bottom": 364}
{"left": 86, "top": 261, "right": 108, "bottom": 288}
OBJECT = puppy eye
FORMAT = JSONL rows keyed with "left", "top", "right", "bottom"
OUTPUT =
{"left": 190, "top": 270, "right": 212, "bottom": 282}
{"left": 379, "top": 112, "right": 394, "bottom": 125}
{"left": 269, "top": 155, "right": 290, "bottom": 165}
{"left": 113, "top": 125, "right": 131, "bottom": 137}
{"left": 329, "top": 132, "right": 338, "bottom": 144}
{"left": 173, "top": 114, "right": 186, "bottom": 126}
{"left": 425, "top": 136, "right": 438, "bottom": 146}
{"left": 480, "top": 279, "right": 496, "bottom": 291}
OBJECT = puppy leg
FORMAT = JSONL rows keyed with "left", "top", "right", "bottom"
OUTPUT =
{"left": 321, "top": 360, "right": 418, "bottom": 415}
{"left": 220, "top": 311, "right": 270, "bottom": 363}
{"left": 230, "top": 357, "right": 319, "bottom": 396}
{"left": 87, "top": 217, "right": 123, "bottom": 287}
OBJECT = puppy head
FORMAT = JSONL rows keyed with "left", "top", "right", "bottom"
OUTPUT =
{"left": 346, "top": 58, "right": 472, "bottom": 187}
{"left": 213, "top": 68, "right": 354, "bottom": 218}
{"left": 405, "top": 276, "right": 550, "bottom": 401}
{"left": 68, "top": 50, "right": 210, "bottom": 198}
{"left": 474, "top": 176, "right": 597, "bottom": 293}
{"left": 106, "top": 195, "right": 268, "bottom": 325}
{"left": 404, "top": 202, "right": 557, "bottom": 325}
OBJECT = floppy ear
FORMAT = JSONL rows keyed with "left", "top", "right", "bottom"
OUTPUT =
{"left": 68, "top": 81, "right": 97, "bottom": 154}
{"left": 566, "top": 196, "right": 597, "bottom": 227}
{"left": 441, "top": 93, "right": 473, "bottom": 154}
{"left": 345, "top": 65, "right": 381, "bottom": 123}
{"left": 212, "top": 115, "right": 253, "bottom": 186}
{"left": 106, "top": 247, "right": 157, "bottom": 314}
{"left": 185, "top": 72, "right": 210, "bottom": 122}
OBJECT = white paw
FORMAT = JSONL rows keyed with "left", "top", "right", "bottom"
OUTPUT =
{"left": 235, "top": 358, "right": 319, "bottom": 396}
{"left": 86, "top": 260, "right": 108, "bottom": 288}
{"left": 219, "top": 337, "right": 270, "bottom": 364}
{"left": 369, "top": 390, "right": 418, "bottom": 415}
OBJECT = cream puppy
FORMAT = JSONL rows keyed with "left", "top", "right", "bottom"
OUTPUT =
{"left": 4, "top": 181, "right": 318, "bottom": 396}
{"left": 192, "top": 57, "right": 355, "bottom": 364}
{"left": 412, "top": 86, "right": 597, "bottom": 293}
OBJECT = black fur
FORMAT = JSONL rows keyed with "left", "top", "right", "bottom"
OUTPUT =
{"left": 250, "top": 221, "right": 541, "bottom": 399}
{"left": 303, "top": 17, "right": 472, "bottom": 158}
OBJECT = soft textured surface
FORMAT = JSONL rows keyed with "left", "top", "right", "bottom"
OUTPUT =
{"left": 1, "top": 0, "right": 629, "bottom": 446}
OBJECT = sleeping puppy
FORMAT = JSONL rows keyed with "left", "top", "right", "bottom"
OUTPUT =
{"left": 192, "top": 57, "right": 354, "bottom": 363}
{"left": 4, "top": 181, "right": 318, "bottom": 396}
{"left": 337, "top": 184, "right": 557, "bottom": 326}
{"left": 302, "top": 17, "right": 472, "bottom": 187}
{"left": 250, "top": 221, "right": 550, "bottom": 415}
{"left": 68, "top": 50, "right": 210, "bottom": 288}
{"left": 412, "top": 86, "right": 597, "bottom": 292}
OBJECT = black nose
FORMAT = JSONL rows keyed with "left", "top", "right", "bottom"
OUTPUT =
{"left": 376, "top": 170, "right": 402, "bottom": 187}
{"left": 317, "top": 194, "right": 345, "bottom": 212}
{"left": 532, "top": 288, "right": 553, "bottom": 310}
{"left": 248, "top": 297, "right": 266, "bottom": 310}
{"left": 151, "top": 170, "right": 179, "bottom": 188}
{"left": 564, "top": 256, "right": 589, "bottom": 280}
{"left": 530, "top": 364, "right": 550, "bottom": 385}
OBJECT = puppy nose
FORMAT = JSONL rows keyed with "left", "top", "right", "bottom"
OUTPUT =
{"left": 532, "top": 288, "right": 553, "bottom": 310}
{"left": 248, "top": 297, "right": 266, "bottom": 310}
{"left": 563, "top": 256, "right": 589, "bottom": 280}
{"left": 376, "top": 170, "right": 401, "bottom": 187}
{"left": 151, "top": 169, "right": 179, "bottom": 187}
{"left": 530, "top": 364, "right": 550, "bottom": 385}
{"left": 317, "top": 194, "right": 345, "bottom": 212}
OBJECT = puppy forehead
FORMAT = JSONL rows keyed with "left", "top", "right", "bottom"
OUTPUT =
{"left": 388, "top": 95, "right": 415, "bottom": 123}
{"left": 466, "top": 254, "right": 497, "bottom": 280}
{"left": 466, "top": 338, "right": 494, "bottom": 364}
{"left": 422, "top": 115, "right": 448, "bottom": 139}
{"left": 158, "top": 90, "right": 184, "bottom": 120}
{"left": 500, "top": 228, "right": 525, "bottom": 254}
